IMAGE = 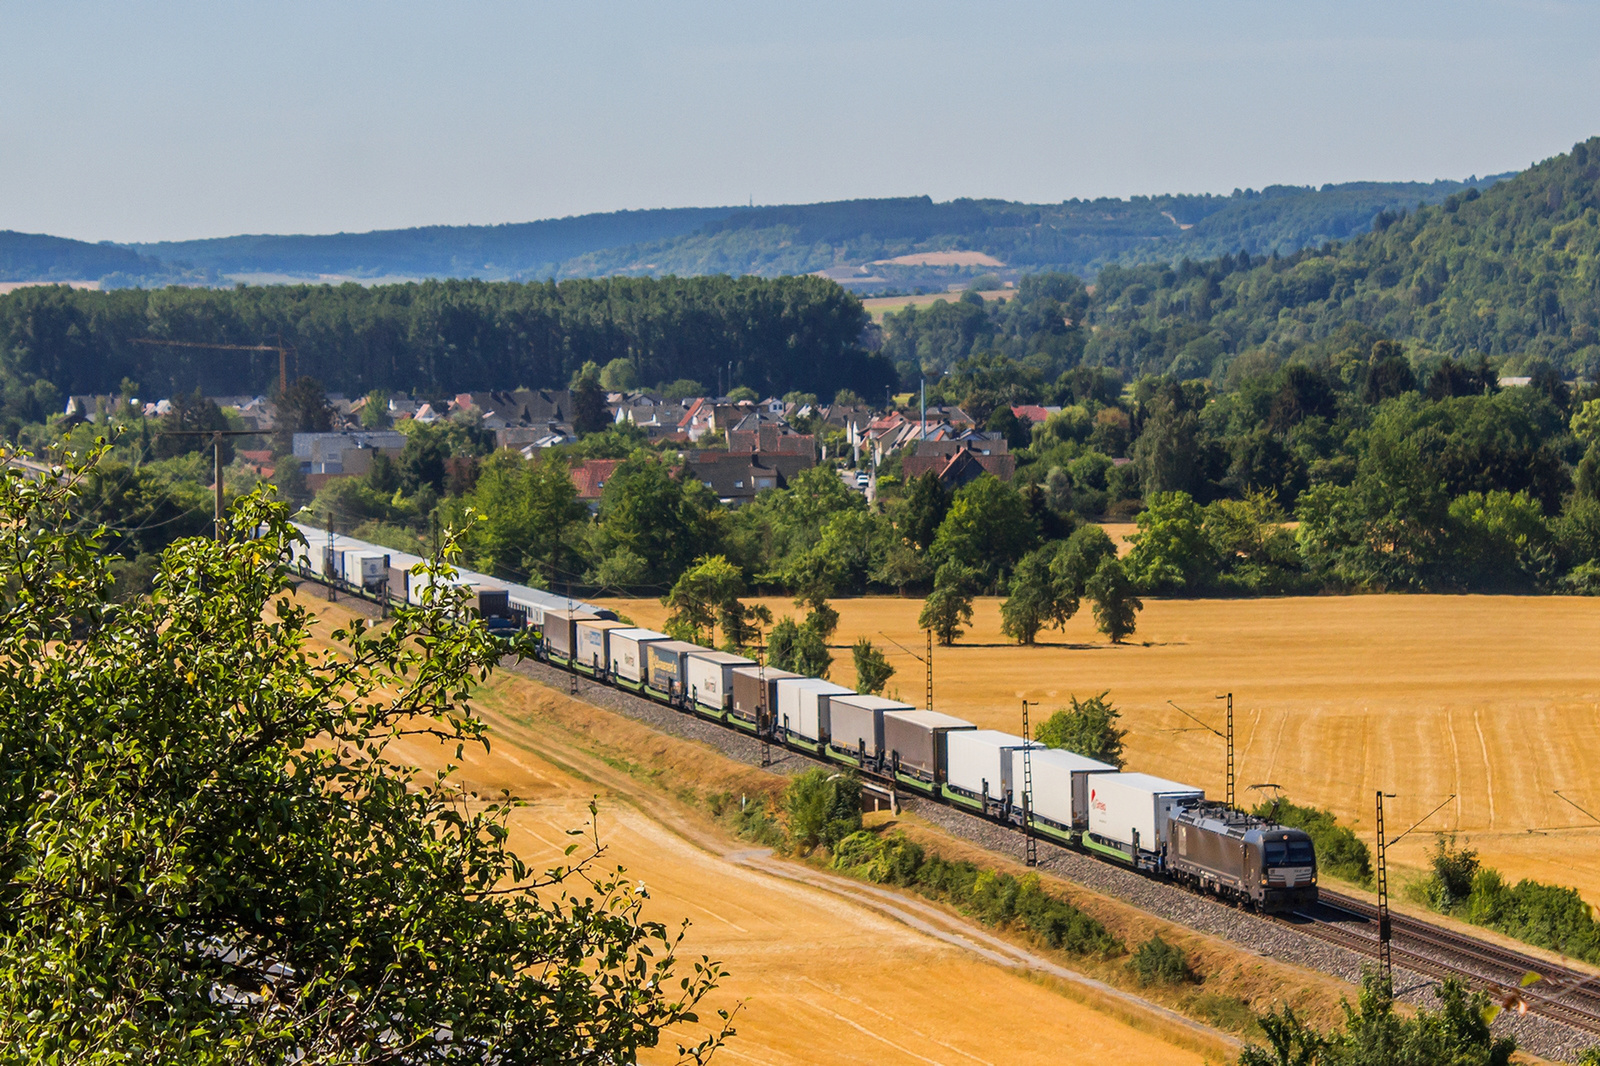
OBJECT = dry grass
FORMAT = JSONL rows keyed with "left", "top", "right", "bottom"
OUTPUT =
{"left": 861, "top": 289, "right": 1013, "bottom": 321}
{"left": 870, "top": 251, "right": 1007, "bottom": 267}
{"left": 604, "top": 593, "right": 1600, "bottom": 908}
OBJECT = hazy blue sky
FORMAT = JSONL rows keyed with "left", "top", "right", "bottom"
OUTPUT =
{"left": 4, "top": 1, "right": 1598, "bottom": 242}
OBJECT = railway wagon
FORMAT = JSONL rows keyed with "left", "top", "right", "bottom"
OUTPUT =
{"left": 881, "top": 710, "right": 975, "bottom": 794}
{"left": 344, "top": 551, "right": 391, "bottom": 592}
{"left": 943, "top": 729, "right": 1039, "bottom": 811}
{"left": 645, "top": 641, "right": 702, "bottom": 701}
{"left": 542, "top": 608, "right": 599, "bottom": 665}
{"left": 775, "top": 678, "right": 853, "bottom": 751}
{"left": 1013, "top": 748, "right": 1118, "bottom": 844}
{"left": 685, "top": 651, "right": 754, "bottom": 715}
{"left": 730, "top": 667, "right": 802, "bottom": 734}
{"left": 1170, "top": 806, "right": 1318, "bottom": 912}
{"left": 827, "top": 694, "right": 914, "bottom": 767}
{"left": 573, "top": 618, "right": 631, "bottom": 675}
{"left": 1085, "top": 772, "right": 1205, "bottom": 870}
{"left": 607, "top": 628, "right": 670, "bottom": 692}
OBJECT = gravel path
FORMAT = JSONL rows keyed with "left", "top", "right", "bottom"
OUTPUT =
{"left": 314, "top": 595, "right": 1593, "bottom": 1061}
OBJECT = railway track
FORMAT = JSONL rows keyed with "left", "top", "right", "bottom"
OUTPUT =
{"left": 301, "top": 571, "right": 1600, "bottom": 1041}
{"left": 1276, "top": 888, "right": 1600, "bottom": 1034}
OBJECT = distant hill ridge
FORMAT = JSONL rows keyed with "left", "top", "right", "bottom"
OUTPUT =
{"left": 0, "top": 174, "right": 1514, "bottom": 289}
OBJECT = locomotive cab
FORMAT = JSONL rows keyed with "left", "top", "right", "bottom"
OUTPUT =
{"left": 1252, "top": 829, "right": 1318, "bottom": 910}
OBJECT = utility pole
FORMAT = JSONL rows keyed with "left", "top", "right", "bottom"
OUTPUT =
{"left": 1217, "top": 692, "right": 1235, "bottom": 808}
{"left": 925, "top": 627, "right": 934, "bottom": 711}
{"left": 759, "top": 648, "right": 772, "bottom": 768}
{"left": 1021, "top": 700, "right": 1037, "bottom": 868}
{"left": 156, "top": 428, "right": 255, "bottom": 543}
{"left": 212, "top": 432, "right": 224, "bottom": 542}
{"left": 325, "top": 509, "right": 336, "bottom": 602}
{"left": 1376, "top": 790, "right": 1393, "bottom": 988}
{"left": 920, "top": 377, "right": 926, "bottom": 441}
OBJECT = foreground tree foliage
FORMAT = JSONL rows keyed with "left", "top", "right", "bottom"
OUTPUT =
{"left": 1239, "top": 971, "right": 1513, "bottom": 1066}
{"left": 0, "top": 448, "right": 730, "bottom": 1064}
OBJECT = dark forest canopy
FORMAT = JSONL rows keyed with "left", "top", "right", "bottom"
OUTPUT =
{"left": 0, "top": 274, "right": 891, "bottom": 399}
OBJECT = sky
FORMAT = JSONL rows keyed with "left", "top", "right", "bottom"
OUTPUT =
{"left": 3, "top": 1, "right": 1599, "bottom": 243}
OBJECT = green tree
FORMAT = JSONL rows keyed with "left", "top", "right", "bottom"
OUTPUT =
{"left": 154, "top": 388, "right": 234, "bottom": 463}
{"left": 930, "top": 474, "right": 1038, "bottom": 584}
{"left": 1033, "top": 692, "right": 1127, "bottom": 767}
{"left": 784, "top": 769, "right": 862, "bottom": 856}
{"left": 661, "top": 553, "right": 770, "bottom": 650}
{"left": 897, "top": 471, "right": 951, "bottom": 552}
{"left": 1086, "top": 555, "right": 1141, "bottom": 643}
{"left": 1000, "top": 544, "right": 1068, "bottom": 645}
{"left": 594, "top": 453, "right": 717, "bottom": 588}
{"left": 1124, "top": 490, "right": 1215, "bottom": 593}
{"left": 570, "top": 361, "right": 611, "bottom": 436}
{"left": 0, "top": 453, "right": 731, "bottom": 1064}
{"left": 271, "top": 375, "right": 334, "bottom": 456}
{"left": 359, "top": 388, "right": 392, "bottom": 428}
{"left": 766, "top": 615, "right": 831, "bottom": 677}
{"left": 918, "top": 561, "right": 977, "bottom": 645}
{"left": 447, "top": 449, "right": 588, "bottom": 584}
{"left": 600, "top": 357, "right": 639, "bottom": 392}
{"left": 851, "top": 637, "right": 895, "bottom": 695}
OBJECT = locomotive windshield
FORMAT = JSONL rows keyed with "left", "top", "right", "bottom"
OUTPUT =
{"left": 1264, "top": 840, "right": 1316, "bottom": 866}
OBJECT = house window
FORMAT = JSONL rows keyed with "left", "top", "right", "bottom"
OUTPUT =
{"left": 756, "top": 478, "right": 775, "bottom": 488}
{"left": 702, "top": 480, "right": 713, "bottom": 488}
{"left": 734, "top": 480, "right": 745, "bottom": 488}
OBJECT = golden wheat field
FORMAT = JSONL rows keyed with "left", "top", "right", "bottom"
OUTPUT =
{"left": 607, "top": 593, "right": 1600, "bottom": 903}
{"left": 298, "top": 597, "right": 1224, "bottom": 1066}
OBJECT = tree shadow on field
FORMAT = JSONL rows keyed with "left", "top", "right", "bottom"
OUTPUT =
{"left": 930, "top": 641, "right": 1188, "bottom": 650}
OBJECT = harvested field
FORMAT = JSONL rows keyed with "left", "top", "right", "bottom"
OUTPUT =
{"left": 298, "top": 597, "right": 1226, "bottom": 1065}
{"left": 605, "top": 593, "right": 1600, "bottom": 907}
{"left": 861, "top": 289, "right": 1013, "bottom": 320}
{"left": 870, "top": 251, "right": 1007, "bottom": 267}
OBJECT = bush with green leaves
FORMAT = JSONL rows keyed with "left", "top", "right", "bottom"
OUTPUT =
{"left": 851, "top": 637, "right": 895, "bottom": 695}
{"left": 0, "top": 449, "right": 731, "bottom": 1063}
{"left": 1239, "top": 969, "right": 1514, "bottom": 1066}
{"left": 1128, "top": 934, "right": 1191, "bottom": 986}
{"left": 1033, "top": 692, "right": 1126, "bottom": 768}
{"left": 830, "top": 830, "right": 1120, "bottom": 956}
{"left": 783, "top": 768, "right": 862, "bottom": 856}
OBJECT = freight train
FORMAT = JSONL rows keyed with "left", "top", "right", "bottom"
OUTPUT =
{"left": 290, "top": 524, "right": 1318, "bottom": 913}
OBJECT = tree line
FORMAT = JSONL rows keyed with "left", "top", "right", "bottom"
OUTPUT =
{"left": 0, "top": 273, "right": 891, "bottom": 405}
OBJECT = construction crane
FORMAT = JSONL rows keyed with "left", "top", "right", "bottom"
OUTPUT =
{"left": 129, "top": 337, "right": 295, "bottom": 396}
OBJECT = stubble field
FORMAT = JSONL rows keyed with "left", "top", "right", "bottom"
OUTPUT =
{"left": 607, "top": 593, "right": 1600, "bottom": 904}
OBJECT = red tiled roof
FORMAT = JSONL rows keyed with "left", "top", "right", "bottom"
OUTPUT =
{"left": 570, "top": 458, "right": 624, "bottom": 500}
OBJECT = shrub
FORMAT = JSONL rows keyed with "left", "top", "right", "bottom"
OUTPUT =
{"left": 783, "top": 769, "right": 861, "bottom": 856}
{"left": 830, "top": 830, "right": 1120, "bottom": 956}
{"left": 1128, "top": 934, "right": 1192, "bottom": 986}
{"left": 1034, "top": 692, "right": 1126, "bottom": 767}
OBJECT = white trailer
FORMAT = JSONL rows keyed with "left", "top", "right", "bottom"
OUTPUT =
{"left": 606, "top": 628, "right": 670, "bottom": 684}
{"left": 1086, "top": 772, "right": 1205, "bottom": 857}
{"left": 573, "top": 618, "right": 630, "bottom": 673}
{"left": 826, "top": 694, "right": 913, "bottom": 759}
{"left": 775, "top": 678, "right": 853, "bottom": 743}
{"left": 685, "top": 650, "right": 753, "bottom": 711}
{"left": 344, "top": 551, "right": 391, "bottom": 592}
{"left": 944, "top": 730, "right": 1039, "bottom": 804}
{"left": 1011, "top": 747, "right": 1118, "bottom": 831}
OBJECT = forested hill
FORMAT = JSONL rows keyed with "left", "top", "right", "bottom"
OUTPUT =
{"left": 1044, "top": 136, "right": 1600, "bottom": 380}
{"left": 2, "top": 176, "right": 1504, "bottom": 289}
{"left": 124, "top": 206, "right": 741, "bottom": 283}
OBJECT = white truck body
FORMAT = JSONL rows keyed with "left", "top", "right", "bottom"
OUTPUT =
{"left": 826, "top": 694, "right": 913, "bottom": 756}
{"left": 1086, "top": 772, "right": 1205, "bottom": 852}
{"left": 606, "top": 628, "right": 669, "bottom": 683}
{"left": 685, "top": 651, "right": 754, "bottom": 711}
{"left": 1011, "top": 747, "right": 1118, "bottom": 829}
{"left": 944, "top": 729, "right": 1039, "bottom": 802}
{"left": 775, "top": 678, "right": 853, "bottom": 742}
